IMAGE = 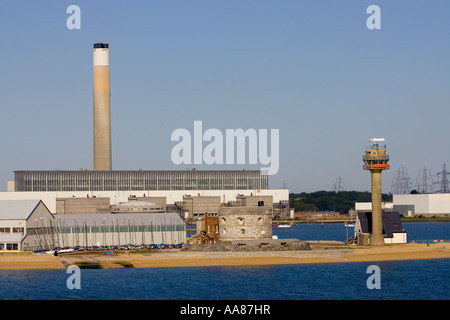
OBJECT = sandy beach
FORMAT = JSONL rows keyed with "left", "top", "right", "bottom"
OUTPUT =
{"left": 0, "top": 242, "right": 449, "bottom": 270}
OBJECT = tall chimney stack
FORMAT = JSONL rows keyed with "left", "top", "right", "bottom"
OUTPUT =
{"left": 93, "top": 43, "right": 112, "bottom": 170}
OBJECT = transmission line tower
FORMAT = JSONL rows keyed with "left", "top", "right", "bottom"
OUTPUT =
{"left": 391, "top": 166, "right": 411, "bottom": 194}
{"left": 436, "top": 163, "right": 450, "bottom": 193}
{"left": 333, "top": 176, "right": 344, "bottom": 192}
{"left": 416, "top": 166, "right": 434, "bottom": 194}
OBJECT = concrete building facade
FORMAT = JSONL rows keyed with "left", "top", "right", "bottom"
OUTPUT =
{"left": 56, "top": 197, "right": 111, "bottom": 214}
{"left": 182, "top": 195, "right": 221, "bottom": 219}
{"left": 110, "top": 201, "right": 165, "bottom": 213}
{"left": 0, "top": 189, "right": 288, "bottom": 215}
{"left": 128, "top": 196, "right": 166, "bottom": 212}
{"left": 235, "top": 195, "right": 273, "bottom": 208}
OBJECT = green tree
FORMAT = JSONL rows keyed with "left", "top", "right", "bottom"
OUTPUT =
{"left": 289, "top": 190, "right": 392, "bottom": 214}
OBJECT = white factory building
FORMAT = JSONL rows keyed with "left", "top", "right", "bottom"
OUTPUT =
{"left": 393, "top": 194, "right": 450, "bottom": 217}
{"left": 355, "top": 193, "right": 450, "bottom": 217}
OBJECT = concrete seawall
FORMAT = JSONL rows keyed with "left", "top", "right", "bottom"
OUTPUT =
{"left": 182, "top": 239, "right": 311, "bottom": 252}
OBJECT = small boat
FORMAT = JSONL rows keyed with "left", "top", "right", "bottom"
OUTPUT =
{"left": 58, "top": 248, "right": 75, "bottom": 253}
{"left": 44, "top": 248, "right": 75, "bottom": 256}
{"left": 344, "top": 222, "right": 355, "bottom": 227}
{"left": 32, "top": 250, "right": 47, "bottom": 255}
{"left": 278, "top": 223, "right": 292, "bottom": 228}
{"left": 346, "top": 223, "right": 355, "bottom": 227}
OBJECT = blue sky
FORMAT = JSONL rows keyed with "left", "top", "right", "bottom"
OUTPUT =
{"left": 0, "top": 0, "right": 449, "bottom": 192}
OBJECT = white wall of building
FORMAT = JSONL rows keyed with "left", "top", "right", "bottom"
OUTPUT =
{"left": 384, "top": 232, "right": 407, "bottom": 244}
{"left": 393, "top": 194, "right": 450, "bottom": 215}
{"left": 354, "top": 202, "right": 393, "bottom": 211}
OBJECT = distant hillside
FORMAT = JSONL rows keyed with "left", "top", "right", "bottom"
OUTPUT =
{"left": 289, "top": 191, "right": 393, "bottom": 214}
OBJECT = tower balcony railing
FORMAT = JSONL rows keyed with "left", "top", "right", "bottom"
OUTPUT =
{"left": 365, "top": 144, "right": 387, "bottom": 150}
{"left": 363, "top": 164, "right": 390, "bottom": 170}
{"left": 363, "top": 155, "right": 389, "bottom": 161}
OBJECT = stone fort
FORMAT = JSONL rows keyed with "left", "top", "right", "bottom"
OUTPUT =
{"left": 218, "top": 206, "right": 273, "bottom": 241}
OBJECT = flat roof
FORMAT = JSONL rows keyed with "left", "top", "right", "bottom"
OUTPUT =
{"left": 115, "top": 201, "right": 157, "bottom": 206}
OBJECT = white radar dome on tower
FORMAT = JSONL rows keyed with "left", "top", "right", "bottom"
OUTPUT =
{"left": 369, "top": 138, "right": 385, "bottom": 144}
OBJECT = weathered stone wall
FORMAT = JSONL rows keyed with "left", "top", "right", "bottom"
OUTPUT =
{"left": 182, "top": 239, "right": 311, "bottom": 252}
{"left": 218, "top": 206, "right": 272, "bottom": 241}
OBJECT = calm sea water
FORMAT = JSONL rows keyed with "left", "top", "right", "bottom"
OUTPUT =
{"left": 274, "top": 221, "right": 450, "bottom": 243}
{"left": 0, "top": 222, "right": 448, "bottom": 301}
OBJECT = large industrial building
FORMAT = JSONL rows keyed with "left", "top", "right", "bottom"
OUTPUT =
{"left": 393, "top": 193, "right": 450, "bottom": 216}
{"left": 13, "top": 170, "right": 268, "bottom": 192}
{"left": 354, "top": 193, "right": 450, "bottom": 217}
{"left": 4, "top": 169, "right": 286, "bottom": 217}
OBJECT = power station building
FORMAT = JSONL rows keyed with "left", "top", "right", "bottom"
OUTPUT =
{"left": 13, "top": 170, "right": 268, "bottom": 192}
{"left": 0, "top": 41, "right": 290, "bottom": 251}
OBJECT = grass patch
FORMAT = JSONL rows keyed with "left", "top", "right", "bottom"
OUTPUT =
{"left": 401, "top": 217, "right": 450, "bottom": 222}
{"left": 74, "top": 262, "right": 102, "bottom": 269}
{"left": 114, "top": 261, "right": 135, "bottom": 268}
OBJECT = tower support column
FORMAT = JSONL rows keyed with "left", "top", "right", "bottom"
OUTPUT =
{"left": 370, "top": 169, "right": 384, "bottom": 246}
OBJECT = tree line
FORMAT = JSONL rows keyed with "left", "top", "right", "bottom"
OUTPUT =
{"left": 290, "top": 191, "right": 393, "bottom": 214}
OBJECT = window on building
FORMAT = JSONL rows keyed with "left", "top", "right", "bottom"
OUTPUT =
{"left": 6, "top": 243, "right": 19, "bottom": 250}
{"left": 0, "top": 227, "right": 11, "bottom": 234}
{"left": 12, "top": 227, "right": 24, "bottom": 234}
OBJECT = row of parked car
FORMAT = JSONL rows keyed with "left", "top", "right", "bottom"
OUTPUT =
{"left": 33, "top": 243, "right": 183, "bottom": 254}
